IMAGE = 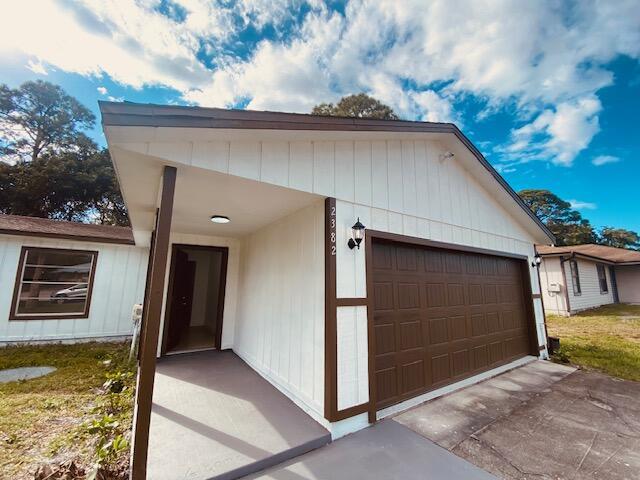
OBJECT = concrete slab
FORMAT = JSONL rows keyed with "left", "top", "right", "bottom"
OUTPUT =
{"left": 393, "top": 360, "right": 576, "bottom": 450}
{"left": 393, "top": 360, "right": 640, "bottom": 479}
{"left": 0, "top": 366, "right": 56, "bottom": 383}
{"left": 246, "top": 420, "right": 496, "bottom": 480}
{"left": 453, "top": 370, "right": 640, "bottom": 480}
{"left": 147, "top": 351, "right": 330, "bottom": 480}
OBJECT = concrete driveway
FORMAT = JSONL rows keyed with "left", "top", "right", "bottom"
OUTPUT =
{"left": 394, "top": 360, "right": 640, "bottom": 479}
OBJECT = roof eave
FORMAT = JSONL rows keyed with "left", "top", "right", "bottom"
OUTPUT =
{"left": 99, "top": 101, "right": 555, "bottom": 244}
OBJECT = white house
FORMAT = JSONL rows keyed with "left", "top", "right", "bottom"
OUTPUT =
{"left": 0, "top": 214, "right": 148, "bottom": 344}
{"left": 537, "top": 244, "right": 640, "bottom": 315}
{"left": 100, "top": 101, "right": 555, "bottom": 478}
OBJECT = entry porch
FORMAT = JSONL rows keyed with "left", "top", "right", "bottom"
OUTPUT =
{"left": 148, "top": 350, "right": 330, "bottom": 480}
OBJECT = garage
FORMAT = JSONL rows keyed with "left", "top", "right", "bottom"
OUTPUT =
{"left": 371, "top": 238, "right": 536, "bottom": 410}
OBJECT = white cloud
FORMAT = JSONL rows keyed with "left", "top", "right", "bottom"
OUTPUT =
{"left": 1, "top": 0, "right": 639, "bottom": 166}
{"left": 499, "top": 95, "right": 602, "bottom": 166}
{"left": 97, "top": 86, "right": 108, "bottom": 95}
{"left": 26, "top": 59, "right": 47, "bottom": 75}
{"left": 569, "top": 199, "right": 597, "bottom": 210}
{"left": 592, "top": 155, "right": 620, "bottom": 166}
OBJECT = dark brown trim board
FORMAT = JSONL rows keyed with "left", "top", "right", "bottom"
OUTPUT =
{"left": 364, "top": 231, "right": 378, "bottom": 424}
{"left": 0, "top": 228, "right": 135, "bottom": 245}
{"left": 131, "top": 166, "right": 176, "bottom": 480}
{"left": 324, "top": 197, "right": 338, "bottom": 421}
{"left": 336, "top": 297, "right": 368, "bottom": 307}
{"left": 9, "top": 246, "right": 99, "bottom": 321}
{"left": 161, "top": 243, "right": 229, "bottom": 355}
{"left": 366, "top": 230, "right": 530, "bottom": 261}
{"left": 99, "top": 101, "right": 554, "bottom": 244}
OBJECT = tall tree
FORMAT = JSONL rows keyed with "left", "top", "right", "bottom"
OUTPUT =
{"left": 0, "top": 80, "right": 95, "bottom": 162}
{"left": 0, "top": 80, "right": 128, "bottom": 225}
{"left": 519, "top": 189, "right": 597, "bottom": 245}
{"left": 0, "top": 148, "right": 129, "bottom": 225}
{"left": 312, "top": 93, "right": 399, "bottom": 120}
{"left": 599, "top": 227, "right": 640, "bottom": 250}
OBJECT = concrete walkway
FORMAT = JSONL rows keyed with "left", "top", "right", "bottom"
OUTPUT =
{"left": 0, "top": 366, "right": 56, "bottom": 383}
{"left": 147, "top": 351, "right": 330, "bottom": 480}
{"left": 247, "top": 420, "right": 496, "bottom": 480}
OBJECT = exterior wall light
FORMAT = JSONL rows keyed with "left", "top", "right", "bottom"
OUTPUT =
{"left": 531, "top": 254, "right": 541, "bottom": 268}
{"left": 348, "top": 218, "right": 366, "bottom": 250}
{"left": 210, "top": 215, "right": 230, "bottom": 224}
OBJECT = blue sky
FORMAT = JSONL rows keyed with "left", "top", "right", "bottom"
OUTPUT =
{"left": 1, "top": 0, "right": 639, "bottom": 232}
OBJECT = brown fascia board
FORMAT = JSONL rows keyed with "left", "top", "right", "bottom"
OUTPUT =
{"left": 539, "top": 250, "right": 640, "bottom": 266}
{"left": 99, "top": 101, "right": 555, "bottom": 243}
{"left": 0, "top": 228, "right": 135, "bottom": 245}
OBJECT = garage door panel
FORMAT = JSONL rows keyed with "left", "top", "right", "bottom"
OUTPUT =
{"left": 425, "top": 283, "right": 446, "bottom": 307}
{"left": 372, "top": 240, "right": 534, "bottom": 410}
{"left": 374, "top": 323, "right": 396, "bottom": 355}
{"left": 401, "top": 360, "right": 425, "bottom": 395}
{"left": 376, "top": 367, "right": 398, "bottom": 405}
{"left": 373, "top": 282, "right": 394, "bottom": 310}
{"left": 447, "top": 283, "right": 465, "bottom": 306}
{"left": 469, "top": 284, "right": 483, "bottom": 305}
{"left": 399, "top": 320, "right": 422, "bottom": 350}
{"left": 397, "top": 282, "right": 420, "bottom": 309}
{"left": 452, "top": 349, "right": 471, "bottom": 377}
{"left": 427, "top": 317, "right": 448, "bottom": 344}
{"left": 449, "top": 315, "right": 468, "bottom": 341}
{"left": 471, "top": 313, "right": 488, "bottom": 336}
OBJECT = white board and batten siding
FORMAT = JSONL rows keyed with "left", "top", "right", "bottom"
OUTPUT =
{"left": 540, "top": 257, "right": 569, "bottom": 315}
{"left": 0, "top": 234, "right": 148, "bottom": 343}
{"left": 616, "top": 266, "right": 640, "bottom": 304}
{"left": 234, "top": 201, "right": 326, "bottom": 424}
{"left": 565, "top": 258, "right": 615, "bottom": 313}
{"left": 136, "top": 135, "right": 548, "bottom": 419}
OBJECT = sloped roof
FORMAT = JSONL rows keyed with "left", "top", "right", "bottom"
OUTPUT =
{"left": 537, "top": 244, "right": 640, "bottom": 265}
{"left": 99, "top": 101, "right": 555, "bottom": 243}
{"left": 0, "top": 214, "right": 134, "bottom": 245}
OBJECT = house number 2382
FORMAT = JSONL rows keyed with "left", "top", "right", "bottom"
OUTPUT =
{"left": 330, "top": 205, "right": 337, "bottom": 256}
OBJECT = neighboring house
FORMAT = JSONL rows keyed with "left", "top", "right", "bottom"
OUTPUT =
{"left": 100, "top": 101, "right": 555, "bottom": 468}
{"left": 0, "top": 214, "right": 149, "bottom": 344}
{"left": 537, "top": 244, "right": 640, "bottom": 316}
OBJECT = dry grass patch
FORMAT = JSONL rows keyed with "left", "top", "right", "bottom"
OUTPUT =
{"left": 0, "top": 342, "right": 134, "bottom": 479}
{"left": 547, "top": 304, "right": 640, "bottom": 381}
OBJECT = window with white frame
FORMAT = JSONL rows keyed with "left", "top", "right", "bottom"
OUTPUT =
{"left": 11, "top": 247, "right": 98, "bottom": 320}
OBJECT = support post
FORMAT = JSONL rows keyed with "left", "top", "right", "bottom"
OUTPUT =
{"left": 131, "top": 166, "right": 176, "bottom": 480}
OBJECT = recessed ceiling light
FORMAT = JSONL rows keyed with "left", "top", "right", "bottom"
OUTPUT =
{"left": 210, "top": 215, "right": 230, "bottom": 224}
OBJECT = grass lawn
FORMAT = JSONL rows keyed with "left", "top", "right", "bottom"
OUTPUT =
{"left": 547, "top": 304, "right": 640, "bottom": 381}
{"left": 0, "top": 342, "right": 135, "bottom": 479}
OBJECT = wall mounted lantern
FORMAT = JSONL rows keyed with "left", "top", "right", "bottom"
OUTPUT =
{"left": 347, "top": 218, "right": 366, "bottom": 250}
{"left": 531, "top": 254, "right": 541, "bottom": 268}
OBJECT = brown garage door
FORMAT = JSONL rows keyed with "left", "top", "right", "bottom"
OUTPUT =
{"left": 372, "top": 239, "right": 535, "bottom": 410}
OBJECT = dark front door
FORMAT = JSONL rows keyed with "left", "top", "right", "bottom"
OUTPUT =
{"left": 166, "top": 249, "right": 196, "bottom": 351}
{"left": 371, "top": 239, "right": 535, "bottom": 410}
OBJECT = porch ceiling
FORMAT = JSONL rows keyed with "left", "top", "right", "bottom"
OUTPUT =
{"left": 110, "top": 146, "right": 323, "bottom": 238}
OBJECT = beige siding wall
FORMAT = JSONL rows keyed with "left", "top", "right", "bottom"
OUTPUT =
{"left": 566, "top": 259, "right": 615, "bottom": 313}
{"left": 615, "top": 266, "right": 640, "bottom": 303}
{"left": 540, "top": 257, "right": 569, "bottom": 315}
{"left": 0, "top": 235, "right": 148, "bottom": 342}
{"left": 234, "top": 201, "right": 325, "bottom": 421}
